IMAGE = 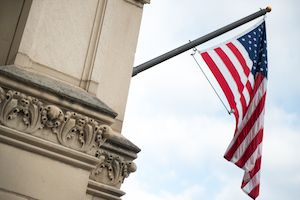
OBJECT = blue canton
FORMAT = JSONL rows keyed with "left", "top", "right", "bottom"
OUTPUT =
{"left": 237, "top": 22, "right": 268, "bottom": 79}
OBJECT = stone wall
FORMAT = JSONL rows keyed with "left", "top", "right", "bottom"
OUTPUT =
{"left": 0, "top": 0, "right": 149, "bottom": 199}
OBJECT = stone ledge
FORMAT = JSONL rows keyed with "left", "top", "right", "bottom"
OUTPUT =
{"left": 103, "top": 134, "right": 141, "bottom": 160}
{"left": 0, "top": 125, "right": 100, "bottom": 170}
{"left": 0, "top": 188, "right": 38, "bottom": 200}
{"left": 87, "top": 180, "right": 126, "bottom": 200}
{"left": 124, "top": 0, "right": 150, "bottom": 8}
{"left": 0, "top": 65, "right": 117, "bottom": 118}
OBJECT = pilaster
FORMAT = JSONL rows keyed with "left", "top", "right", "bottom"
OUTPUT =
{"left": 0, "top": 0, "right": 148, "bottom": 198}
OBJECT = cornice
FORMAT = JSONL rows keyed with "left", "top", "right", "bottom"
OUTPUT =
{"left": 0, "top": 125, "right": 100, "bottom": 170}
{"left": 124, "top": 0, "right": 150, "bottom": 8}
{"left": 87, "top": 180, "right": 125, "bottom": 200}
{"left": 0, "top": 86, "right": 113, "bottom": 156}
{"left": 0, "top": 66, "right": 118, "bottom": 121}
{"left": 0, "top": 85, "right": 138, "bottom": 188}
{"left": 0, "top": 65, "right": 139, "bottom": 188}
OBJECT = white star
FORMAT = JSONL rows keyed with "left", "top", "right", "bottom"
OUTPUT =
{"left": 248, "top": 35, "right": 251, "bottom": 38}
{"left": 242, "top": 38, "right": 245, "bottom": 41}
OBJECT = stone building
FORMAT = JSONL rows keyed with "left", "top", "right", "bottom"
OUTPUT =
{"left": 0, "top": 0, "right": 149, "bottom": 199}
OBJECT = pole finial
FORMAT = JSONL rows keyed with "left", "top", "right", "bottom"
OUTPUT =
{"left": 266, "top": 7, "right": 272, "bottom": 12}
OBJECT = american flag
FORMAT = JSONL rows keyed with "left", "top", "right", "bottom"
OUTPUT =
{"left": 200, "top": 20, "right": 268, "bottom": 199}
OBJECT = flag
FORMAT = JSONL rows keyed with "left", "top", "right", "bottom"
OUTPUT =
{"left": 200, "top": 19, "right": 268, "bottom": 199}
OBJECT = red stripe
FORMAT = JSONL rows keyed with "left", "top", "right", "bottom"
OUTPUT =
{"left": 250, "top": 73, "right": 264, "bottom": 102}
{"left": 246, "top": 184, "right": 260, "bottom": 199}
{"left": 246, "top": 80, "right": 253, "bottom": 96}
{"left": 226, "top": 42, "right": 250, "bottom": 76}
{"left": 241, "top": 158, "right": 261, "bottom": 199}
{"left": 224, "top": 91, "right": 266, "bottom": 161}
{"left": 240, "top": 94, "right": 247, "bottom": 117}
{"left": 249, "top": 156, "right": 262, "bottom": 178}
{"left": 214, "top": 47, "right": 244, "bottom": 94}
{"left": 235, "top": 129, "right": 263, "bottom": 168}
{"left": 243, "top": 73, "right": 265, "bottom": 122}
{"left": 201, "top": 52, "right": 238, "bottom": 114}
{"left": 241, "top": 157, "right": 262, "bottom": 187}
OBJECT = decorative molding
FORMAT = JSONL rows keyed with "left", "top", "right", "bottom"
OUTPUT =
{"left": 87, "top": 180, "right": 126, "bottom": 200}
{"left": 0, "top": 85, "right": 138, "bottom": 188}
{"left": 79, "top": 0, "right": 108, "bottom": 95}
{"left": 90, "top": 150, "right": 137, "bottom": 188}
{"left": 0, "top": 65, "right": 118, "bottom": 123}
{"left": 0, "top": 86, "right": 113, "bottom": 156}
{"left": 0, "top": 125, "right": 100, "bottom": 171}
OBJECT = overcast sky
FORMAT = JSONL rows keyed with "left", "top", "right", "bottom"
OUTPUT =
{"left": 121, "top": 0, "right": 300, "bottom": 199}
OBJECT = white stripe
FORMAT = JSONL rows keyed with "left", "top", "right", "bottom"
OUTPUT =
{"left": 242, "top": 142, "right": 263, "bottom": 172}
{"left": 221, "top": 44, "right": 249, "bottom": 86}
{"left": 231, "top": 40, "right": 255, "bottom": 91}
{"left": 231, "top": 40, "right": 253, "bottom": 72}
{"left": 242, "top": 170, "right": 261, "bottom": 194}
{"left": 248, "top": 73, "right": 255, "bottom": 90}
{"left": 242, "top": 87, "right": 250, "bottom": 106}
{"left": 223, "top": 41, "right": 257, "bottom": 120}
{"left": 224, "top": 78, "right": 267, "bottom": 155}
{"left": 222, "top": 44, "right": 252, "bottom": 116}
{"left": 230, "top": 108, "right": 264, "bottom": 167}
{"left": 238, "top": 78, "right": 267, "bottom": 132}
{"left": 206, "top": 49, "right": 243, "bottom": 125}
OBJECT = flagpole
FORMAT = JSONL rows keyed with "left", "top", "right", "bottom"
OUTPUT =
{"left": 132, "top": 7, "right": 271, "bottom": 77}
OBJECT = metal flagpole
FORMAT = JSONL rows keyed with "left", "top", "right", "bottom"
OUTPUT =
{"left": 132, "top": 7, "right": 271, "bottom": 77}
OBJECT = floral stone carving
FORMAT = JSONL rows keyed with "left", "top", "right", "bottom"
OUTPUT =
{"left": 90, "top": 150, "right": 137, "bottom": 188}
{"left": 0, "top": 86, "right": 113, "bottom": 155}
{"left": 0, "top": 86, "right": 137, "bottom": 187}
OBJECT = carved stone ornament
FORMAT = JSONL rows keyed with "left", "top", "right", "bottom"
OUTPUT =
{"left": 0, "top": 86, "right": 113, "bottom": 155}
{"left": 90, "top": 150, "right": 137, "bottom": 188}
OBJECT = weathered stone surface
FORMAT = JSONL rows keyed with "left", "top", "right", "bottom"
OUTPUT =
{"left": 0, "top": 0, "right": 145, "bottom": 198}
{"left": 0, "top": 65, "right": 117, "bottom": 118}
{"left": 0, "top": 74, "right": 139, "bottom": 192}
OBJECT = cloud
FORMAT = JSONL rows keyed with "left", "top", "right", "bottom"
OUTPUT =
{"left": 122, "top": 175, "right": 205, "bottom": 200}
{"left": 123, "top": 0, "right": 300, "bottom": 200}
